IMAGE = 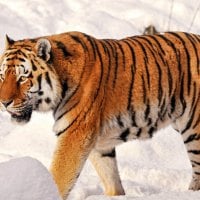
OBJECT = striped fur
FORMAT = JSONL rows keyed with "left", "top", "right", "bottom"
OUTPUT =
{"left": 0, "top": 32, "right": 200, "bottom": 199}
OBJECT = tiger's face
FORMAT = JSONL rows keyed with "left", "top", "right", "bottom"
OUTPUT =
{"left": 0, "top": 36, "right": 62, "bottom": 124}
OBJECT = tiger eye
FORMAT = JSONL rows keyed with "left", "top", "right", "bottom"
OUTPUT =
{"left": 19, "top": 76, "right": 27, "bottom": 83}
{"left": 21, "top": 77, "right": 26, "bottom": 81}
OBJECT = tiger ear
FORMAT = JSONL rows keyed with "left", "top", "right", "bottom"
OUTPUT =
{"left": 35, "top": 38, "right": 51, "bottom": 62}
{"left": 5, "top": 34, "right": 15, "bottom": 48}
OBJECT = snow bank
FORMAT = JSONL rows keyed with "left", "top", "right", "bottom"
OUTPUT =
{"left": 87, "top": 191, "right": 200, "bottom": 200}
{"left": 0, "top": 157, "right": 60, "bottom": 200}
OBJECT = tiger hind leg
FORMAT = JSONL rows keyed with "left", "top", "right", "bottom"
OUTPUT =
{"left": 181, "top": 123, "right": 200, "bottom": 190}
{"left": 89, "top": 148, "right": 125, "bottom": 196}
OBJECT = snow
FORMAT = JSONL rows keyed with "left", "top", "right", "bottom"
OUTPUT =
{"left": 0, "top": 0, "right": 200, "bottom": 199}
{"left": 0, "top": 157, "right": 60, "bottom": 200}
{"left": 87, "top": 191, "right": 200, "bottom": 200}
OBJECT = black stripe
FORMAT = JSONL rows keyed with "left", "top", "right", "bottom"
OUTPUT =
{"left": 156, "top": 34, "right": 181, "bottom": 75}
{"left": 194, "top": 171, "right": 200, "bottom": 175}
{"left": 186, "top": 33, "right": 199, "bottom": 75}
{"left": 159, "top": 98, "right": 167, "bottom": 120}
{"left": 131, "top": 111, "right": 137, "bottom": 126}
{"left": 145, "top": 101, "right": 150, "bottom": 120}
{"left": 55, "top": 41, "right": 72, "bottom": 57}
{"left": 136, "top": 36, "right": 167, "bottom": 67}
{"left": 102, "top": 40, "right": 112, "bottom": 84}
{"left": 188, "top": 150, "right": 200, "bottom": 155}
{"left": 132, "top": 38, "right": 150, "bottom": 89}
{"left": 56, "top": 114, "right": 79, "bottom": 136}
{"left": 154, "top": 54, "right": 163, "bottom": 107}
{"left": 99, "top": 40, "right": 108, "bottom": 54}
{"left": 56, "top": 101, "right": 80, "bottom": 121}
{"left": 110, "top": 41, "right": 118, "bottom": 88}
{"left": 83, "top": 35, "right": 104, "bottom": 100}
{"left": 61, "top": 82, "right": 68, "bottom": 98}
{"left": 166, "top": 63, "right": 173, "bottom": 98}
{"left": 104, "top": 40, "right": 116, "bottom": 87}
{"left": 191, "top": 160, "right": 200, "bottom": 166}
{"left": 37, "top": 74, "right": 42, "bottom": 91}
{"left": 102, "top": 149, "right": 116, "bottom": 158}
{"left": 117, "top": 115, "right": 124, "bottom": 128}
{"left": 148, "top": 126, "right": 155, "bottom": 137}
{"left": 189, "top": 82, "right": 197, "bottom": 116}
{"left": 28, "top": 72, "right": 33, "bottom": 79}
{"left": 90, "top": 39, "right": 104, "bottom": 99}
{"left": 141, "top": 75, "right": 147, "bottom": 104}
{"left": 24, "top": 47, "right": 31, "bottom": 51}
{"left": 184, "top": 133, "right": 200, "bottom": 144}
{"left": 104, "top": 39, "right": 115, "bottom": 56}
{"left": 169, "top": 32, "right": 191, "bottom": 96}
{"left": 45, "top": 72, "right": 53, "bottom": 89}
{"left": 122, "top": 40, "right": 136, "bottom": 111}
{"left": 117, "top": 41, "right": 126, "bottom": 70}
{"left": 94, "top": 41, "right": 104, "bottom": 101}
{"left": 147, "top": 118, "right": 152, "bottom": 126}
{"left": 170, "top": 94, "right": 176, "bottom": 113}
{"left": 6, "top": 57, "right": 15, "bottom": 61}
{"left": 181, "top": 83, "right": 199, "bottom": 134}
{"left": 18, "top": 57, "right": 26, "bottom": 62}
{"left": 179, "top": 74, "right": 187, "bottom": 117}
{"left": 138, "top": 38, "right": 163, "bottom": 106}
{"left": 138, "top": 35, "right": 173, "bottom": 101}
{"left": 136, "top": 128, "right": 142, "bottom": 137}
{"left": 31, "top": 60, "right": 37, "bottom": 71}
{"left": 29, "top": 39, "right": 37, "bottom": 43}
{"left": 193, "top": 112, "right": 200, "bottom": 129}
{"left": 120, "top": 128, "right": 130, "bottom": 142}
{"left": 83, "top": 34, "right": 97, "bottom": 60}
{"left": 193, "top": 34, "right": 200, "bottom": 43}
{"left": 142, "top": 35, "right": 166, "bottom": 55}
{"left": 181, "top": 106, "right": 197, "bottom": 134}
{"left": 70, "top": 35, "right": 88, "bottom": 52}
{"left": 18, "top": 50, "right": 28, "bottom": 58}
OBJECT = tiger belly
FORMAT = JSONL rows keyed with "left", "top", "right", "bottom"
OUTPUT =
{"left": 95, "top": 110, "right": 171, "bottom": 153}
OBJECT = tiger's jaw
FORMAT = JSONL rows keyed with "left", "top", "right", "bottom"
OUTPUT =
{"left": 10, "top": 107, "right": 32, "bottom": 124}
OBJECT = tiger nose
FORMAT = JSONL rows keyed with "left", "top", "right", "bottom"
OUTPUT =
{"left": 1, "top": 100, "right": 13, "bottom": 108}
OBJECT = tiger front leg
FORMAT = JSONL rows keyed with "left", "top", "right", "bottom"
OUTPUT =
{"left": 50, "top": 125, "right": 97, "bottom": 199}
{"left": 89, "top": 148, "right": 125, "bottom": 196}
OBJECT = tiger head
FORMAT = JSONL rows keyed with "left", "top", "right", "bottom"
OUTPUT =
{"left": 0, "top": 35, "right": 62, "bottom": 124}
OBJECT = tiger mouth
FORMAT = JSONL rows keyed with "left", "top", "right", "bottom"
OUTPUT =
{"left": 9, "top": 107, "right": 33, "bottom": 123}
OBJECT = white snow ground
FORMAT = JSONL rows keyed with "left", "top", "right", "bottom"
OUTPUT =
{"left": 0, "top": 0, "right": 200, "bottom": 200}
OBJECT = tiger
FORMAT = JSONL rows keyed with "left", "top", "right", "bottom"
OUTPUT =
{"left": 0, "top": 31, "right": 200, "bottom": 199}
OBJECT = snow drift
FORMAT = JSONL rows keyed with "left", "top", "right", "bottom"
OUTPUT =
{"left": 0, "top": 157, "right": 60, "bottom": 200}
